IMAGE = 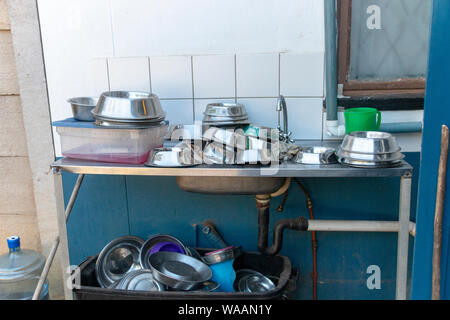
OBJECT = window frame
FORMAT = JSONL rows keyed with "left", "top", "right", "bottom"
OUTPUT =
{"left": 337, "top": 0, "right": 427, "bottom": 98}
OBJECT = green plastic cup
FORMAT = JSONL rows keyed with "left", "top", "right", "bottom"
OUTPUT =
{"left": 344, "top": 107, "right": 381, "bottom": 134}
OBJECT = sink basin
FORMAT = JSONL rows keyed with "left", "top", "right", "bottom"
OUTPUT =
{"left": 176, "top": 176, "right": 286, "bottom": 195}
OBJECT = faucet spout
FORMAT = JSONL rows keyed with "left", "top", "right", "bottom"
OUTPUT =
{"left": 276, "top": 95, "right": 292, "bottom": 142}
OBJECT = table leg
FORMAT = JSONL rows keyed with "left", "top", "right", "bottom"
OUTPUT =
{"left": 396, "top": 173, "right": 412, "bottom": 300}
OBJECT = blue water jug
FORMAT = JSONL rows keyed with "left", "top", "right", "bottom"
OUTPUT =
{"left": 0, "top": 236, "right": 49, "bottom": 300}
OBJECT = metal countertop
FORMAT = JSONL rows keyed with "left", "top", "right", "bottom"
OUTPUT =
{"left": 51, "top": 140, "right": 413, "bottom": 178}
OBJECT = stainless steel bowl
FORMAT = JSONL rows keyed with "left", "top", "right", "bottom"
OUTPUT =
{"left": 68, "top": 97, "right": 98, "bottom": 121}
{"left": 336, "top": 148, "right": 405, "bottom": 162}
{"left": 202, "top": 120, "right": 250, "bottom": 127}
{"left": 237, "top": 274, "right": 275, "bottom": 293}
{"left": 202, "top": 246, "right": 239, "bottom": 265}
{"left": 115, "top": 270, "right": 166, "bottom": 292}
{"left": 294, "top": 146, "right": 338, "bottom": 165}
{"left": 94, "top": 118, "right": 167, "bottom": 129}
{"left": 340, "top": 131, "right": 401, "bottom": 154}
{"left": 95, "top": 236, "right": 145, "bottom": 288}
{"left": 338, "top": 157, "right": 402, "bottom": 168}
{"left": 149, "top": 251, "right": 212, "bottom": 291}
{"left": 139, "top": 235, "right": 189, "bottom": 270}
{"left": 204, "top": 103, "right": 248, "bottom": 118}
{"left": 92, "top": 91, "right": 165, "bottom": 121}
{"left": 203, "top": 114, "right": 249, "bottom": 122}
{"left": 144, "top": 147, "right": 199, "bottom": 168}
{"left": 234, "top": 269, "right": 275, "bottom": 293}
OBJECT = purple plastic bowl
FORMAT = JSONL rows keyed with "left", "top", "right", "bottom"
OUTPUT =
{"left": 149, "top": 241, "right": 185, "bottom": 256}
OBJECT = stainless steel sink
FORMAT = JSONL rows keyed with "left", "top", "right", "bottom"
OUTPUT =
{"left": 176, "top": 176, "right": 287, "bottom": 195}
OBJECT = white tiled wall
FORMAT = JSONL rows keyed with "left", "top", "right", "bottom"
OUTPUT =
{"left": 38, "top": 0, "right": 421, "bottom": 155}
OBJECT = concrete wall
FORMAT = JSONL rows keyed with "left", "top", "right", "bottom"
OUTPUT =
{"left": 1, "top": 0, "right": 65, "bottom": 299}
{"left": 0, "top": 0, "right": 41, "bottom": 254}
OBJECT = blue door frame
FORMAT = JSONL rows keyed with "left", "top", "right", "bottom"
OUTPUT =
{"left": 411, "top": 0, "right": 450, "bottom": 300}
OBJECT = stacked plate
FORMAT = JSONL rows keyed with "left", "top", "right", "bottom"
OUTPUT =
{"left": 337, "top": 131, "right": 404, "bottom": 168}
{"left": 91, "top": 91, "right": 166, "bottom": 128}
{"left": 202, "top": 103, "right": 249, "bottom": 127}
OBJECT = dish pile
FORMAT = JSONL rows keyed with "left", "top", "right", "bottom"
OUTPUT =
{"left": 94, "top": 234, "right": 279, "bottom": 294}
{"left": 57, "top": 91, "right": 168, "bottom": 164}
{"left": 96, "top": 234, "right": 216, "bottom": 292}
{"left": 337, "top": 131, "right": 404, "bottom": 168}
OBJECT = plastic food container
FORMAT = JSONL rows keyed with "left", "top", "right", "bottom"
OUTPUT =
{"left": 53, "top": 118, "right": 168, "bottom": 164}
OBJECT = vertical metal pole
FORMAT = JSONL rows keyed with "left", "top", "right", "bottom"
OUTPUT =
{"left": 33, "top": 173, "right": 85, "bottom": 300}
{"left": 396, "top": 173, "right": 412, "bottom": 300}
{"left": 53, "top": 172, "right": 72, "bottom": 300}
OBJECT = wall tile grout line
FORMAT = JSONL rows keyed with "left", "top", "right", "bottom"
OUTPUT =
{"left": 148, "top": 57, "right": 153, "bottom": 94}
{"left": 234, "top": 54, "right": 237, "bottom": 103}
{"left": 278, "top": 53, "right": 281, "bottom": 96}
{"left": 105, "top": 58, "right": 111, "bottom": 91}
{"left": 107, "top": 0, "right": 116, "bottom": 57}
{"left": 191, "top": 56, "right": 195, "bottom": 121}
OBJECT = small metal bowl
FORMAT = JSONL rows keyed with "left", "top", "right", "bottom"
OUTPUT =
{"left": 68, "top": 97, "right": 98, "bottom": 121}
{"left": 149, "top": 251, "right": 212, "bottom": 291}
{"left": 92, "top": 91, "right": 165, "bottom": 121}
{"left": 95, "top": 236, "right": 145, "bottom": 288}
{"left": 238, "top": 274, "right": 275, "bottom": 293}
{"left": 234, "top": 269, "right": 275, "bottom": 293}
{"left": 294, "top": 146, "right": 337, "bottom": 165}
{"left": 204, "top": 103, "right": 248, "bottom": 118}
{"left": 139, "top": 234, "right": 189, "bottom": 270}
{"left": 202, "top": 246, "right": 240, "bottom": 265}
{"left": 340, "top": 131, "right": 401, "bottom": 154}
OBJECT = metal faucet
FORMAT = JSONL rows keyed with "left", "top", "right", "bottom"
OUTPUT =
{"left": 276, "top": 95, "right": 293, "bottom": 143}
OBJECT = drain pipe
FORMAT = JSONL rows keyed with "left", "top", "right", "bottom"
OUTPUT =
{"left": 379, "top": 122, "right": 423, "bottom": 133}
{"left": 325, "top": 0, "right": 345, "bottom": 137}
{"left": 256, "top": 178, "right": 309, "bottom": 256}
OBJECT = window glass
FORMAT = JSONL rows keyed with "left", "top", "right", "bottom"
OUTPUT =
{"left": 349, "top": 0, "right": 431, "bottom": 81}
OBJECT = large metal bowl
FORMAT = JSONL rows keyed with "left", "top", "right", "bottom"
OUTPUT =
{"left": 92, "top": 91, "right": 165, "bottom": 121}
{"left": 68, "top": 97, "right": 98, "bottom": 121}
{"left": 139, "top": 235, "right": 189, "bottom": 270}
{"left": 95, "top": 236, "right": 145, "bottom": 288}
{"left": 149, "top": 251, "right": 212, "bottom": 291}
{"left": 340, "top": 131, "right": 401, "bottom": 154}
{"left": 336, "top": 148, "right": 405, "bottom": 162}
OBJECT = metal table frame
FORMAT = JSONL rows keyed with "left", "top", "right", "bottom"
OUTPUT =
{"left": 36, "top": 157, "right": 414, "bottom": 300}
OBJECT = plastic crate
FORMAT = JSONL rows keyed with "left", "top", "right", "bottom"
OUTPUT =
{"left": 73, "top": 251, "right": 298, "bottom": 300}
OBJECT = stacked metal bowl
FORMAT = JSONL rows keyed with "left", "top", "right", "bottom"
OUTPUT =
{"left": 91, "top": 91, "right": 166, "bottom": 128}
{"left": 202, "top": 103, "right": 249, "bottom": 127}
{"left": 337, "top": 131, "right": 404, "bottom": 168}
